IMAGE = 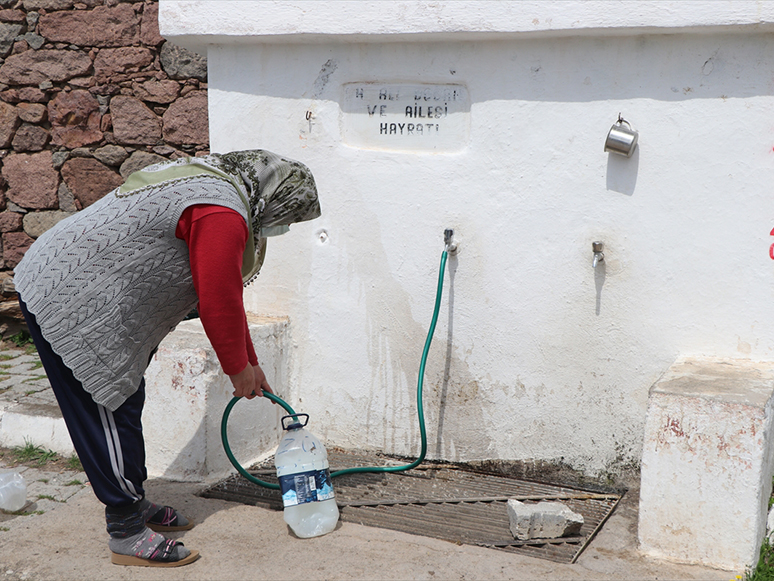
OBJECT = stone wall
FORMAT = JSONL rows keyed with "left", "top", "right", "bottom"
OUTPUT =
{"left": 0, "top": 0, "right": 208, "bottom": 335}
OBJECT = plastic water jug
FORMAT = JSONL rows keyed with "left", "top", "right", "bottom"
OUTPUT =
{"left": 274, "top": 413, "right": 339, "bottom": 538}
{"left": 0, "top": 470, "right": 26, "bottom": 512}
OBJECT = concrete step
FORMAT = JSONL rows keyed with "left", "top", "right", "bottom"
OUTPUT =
{"left": 639, "top": 356, "right": 774, "bottom": 571}
{"left": 143, "top": 316, "right": 289, "bottom": 482}
{"left": 0, "top": 401, "right": 73, "bottom": 455}
{"left": 0, "top": 316, "right": 290, "bottom": 482}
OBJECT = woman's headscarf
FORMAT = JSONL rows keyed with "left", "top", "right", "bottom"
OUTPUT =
{"left": 198, "top": 150, "right": 321, "bottom": 284}
{"left": 123, "top": 149, "right": 321, "bottom": 284}
{"left": 210, "top": 150, "right": 321, "bottom": 238}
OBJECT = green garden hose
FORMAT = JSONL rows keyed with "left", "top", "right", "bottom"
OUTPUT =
{"left": 221, "top": 248, "right": 449, "bottom": 488}
{"left": 221, "top": 391, "right": 295, "bottom": 489}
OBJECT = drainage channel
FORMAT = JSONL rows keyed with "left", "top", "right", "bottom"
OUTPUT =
{"left": 201, "top": 450, "right": 623, "bottom": 564}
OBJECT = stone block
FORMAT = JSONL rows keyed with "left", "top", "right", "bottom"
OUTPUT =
{"left": 37, "top": 4, "right": 138, "bottom": 48}
{"left": 16, "top": 103, "right": 47, "bottom": 124}
{"left": 119, "top": 150, "right": 166, "bottom": 178}
{"left": 0, "top": 87, "right": 46, "bottom": 104}
{"left": 22, "top": 33, "right": 44, "bottom": 51}
{"left": 0, "top": 10, "right": 26, "bottom": 23}
{"left": 0, "top": 50, "right": 92, "bottom": 85}
{"left": 0, "top": 23, "right": 22, "bottom": 57}
{"left": 48, "top": 89, "right": 102, "bottom": 148}
{"left": 639, "top": 357, "right": 774, "bottom": 570}
{"left": 3, "top": 151, "right": 58, "bottom": 210}
{"left": 110, "top": 95, "right": 161, "bottom": 145}
{"left": 11, "top": 123, "right": 49, "bottom": 152}
{"left": 23, "top": 0, "right": 74, "bottom": 10}
{"left": 2, "top": 231, "right": 33, "bottom": 268}
{"left": 22, "top": 210, "right": 74, "bottom": 238}
{"left": 0, "top": 212, "right": 22, "bottom": 232}
{"left": 60, "top": 157, "right": 122, "bottom": 208}
{"left": 140, "top": 1, "right": 164, "bottom": 47}
{"left": 0, "top": 100, "right": 19, "bottom": 148}
{"left": 92, "top": 144, "right": 128, "bottom": 167}
{"left": 57, "top": 182, "right": 79, "bottom": 212}
{"left": 506, "top": 500, "right": 584, "bottom": 540}
{"left": 133, "top": 79, "right": 180, "bottom": 104}
{"left": 93, "top": 47, "right": 154, "bottom": 82}
{"left": 160, "top": 41, "right": 207, "bottom": 81}
{"left": 162, "top": 90, "right": 208, "bottom": 146}
{"left": 143, "top": 316, "right": 289, "bottom": 482}
{"left": 48, "top": 90, "right": 100, "bottom": 125}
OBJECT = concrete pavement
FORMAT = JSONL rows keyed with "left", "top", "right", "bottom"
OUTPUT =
{"left": 0, "top": 465, "right": 735, "bottom": 581}
{"left": 0, "top": 343, "right": 737, "bottom": 580}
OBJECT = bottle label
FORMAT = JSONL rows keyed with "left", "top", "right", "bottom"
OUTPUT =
{"left": 278, "top": 468, "right": 335, "bottom": 507}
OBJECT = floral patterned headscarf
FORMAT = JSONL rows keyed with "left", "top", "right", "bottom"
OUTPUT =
{"left": 214, "top": 150, "right": 321, "bottom": 237}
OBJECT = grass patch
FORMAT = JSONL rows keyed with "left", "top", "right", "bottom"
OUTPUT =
{"left": 23, "top": 375, "right": 48, "bottom": 383}
{"left": 65, "top": 455, "right": 82, "bottom": 471}
{"left": 30, "top": 361, "right": 42, "bottom": 370}
{"left": 37, "top": 478, "right": 49, "bottom": 484}
{"left": 747, "top": 477, "right": 774, "bottom": 580}
{"left": 3, "top": 508, "right": 43, "bottom": 516}
{"left": 65, "top": 479, "right": 83, "bottom": 486}
{"left": 11, "top": 440, "right": 58, "bottom": 466}
{"left": 6, "top": 331, "right": 34, "bottom": 350}
{"left": 0, "top": 526, "right": 8, "bottom": 532}
{"left": 0, "top": 445, "right": 81, "bottom": 472}
{"left": 36, "top": 494, "right": 59, "bottom": 502}
{"left": 745, "top": 540, "right": 774, "bottom": 580}
{"left": 0, "top": 354, "right": 15, "bottom": 361}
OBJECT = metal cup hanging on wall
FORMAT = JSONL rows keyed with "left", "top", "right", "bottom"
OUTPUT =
{"left": 604, "top": 114, "right": 638, "bottom": 158}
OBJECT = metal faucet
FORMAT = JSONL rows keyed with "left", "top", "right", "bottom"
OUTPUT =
{"left": 592, "top": 241, "right": 604, "bottom": 268}
{"left": 444, "top": 229, "right": 458, "bottom": 254}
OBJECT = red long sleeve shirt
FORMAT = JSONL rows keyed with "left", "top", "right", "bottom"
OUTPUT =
{"left": 175, "top": 204, "right": 258, "bottom": 375}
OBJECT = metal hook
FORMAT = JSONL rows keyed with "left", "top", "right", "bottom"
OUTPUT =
{"left": 305, "top": 111, "right": 313, "bottom": 121}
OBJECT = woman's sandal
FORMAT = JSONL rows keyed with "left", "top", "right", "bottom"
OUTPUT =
{"left": 145, "top": 505, "right": 196, "bottom": 532}
{"left": 111, "top": 538, "right": 200, "bottom": 568}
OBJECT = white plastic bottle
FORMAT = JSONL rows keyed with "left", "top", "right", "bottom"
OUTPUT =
{"left": 0, "top": 470, "right": 26, "bottom": 512}
{"left": 274, "top": 414, "right": 339, "bottom": 538}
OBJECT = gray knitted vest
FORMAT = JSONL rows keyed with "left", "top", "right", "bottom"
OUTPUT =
{"left": 14, "top": 174, "right": 249, "bottom": 412}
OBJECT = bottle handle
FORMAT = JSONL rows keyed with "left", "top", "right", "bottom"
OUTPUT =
{"left": 281, "top": 413, "right": 309, "bottom": 430}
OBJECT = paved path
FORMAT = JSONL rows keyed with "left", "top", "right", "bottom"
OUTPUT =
{"left": 0, "top": 345, "right": 55, "bottom": 413}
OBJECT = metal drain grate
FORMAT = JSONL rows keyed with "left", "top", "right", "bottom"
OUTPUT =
{"left": 201, "top": 450, "right": 623, "bottom": 564}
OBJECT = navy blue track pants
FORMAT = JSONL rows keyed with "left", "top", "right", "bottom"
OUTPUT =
{"left": 19, "top": 296, "right": 147, "bottom": 508}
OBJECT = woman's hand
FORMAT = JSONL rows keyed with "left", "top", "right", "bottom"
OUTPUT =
{"left": 229, "top": 363, "right": 272, "bottom": 399}
{"left": 253, "top": 364, "right": 273, "bottom": 396}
